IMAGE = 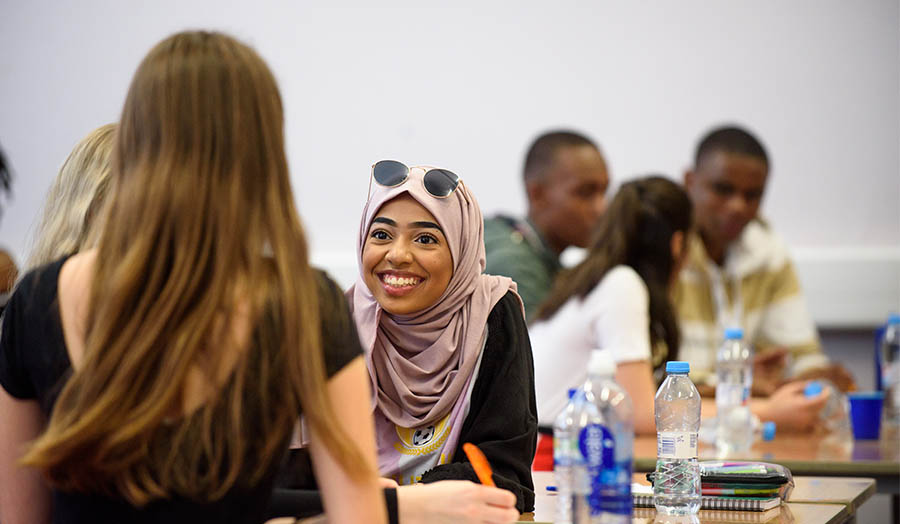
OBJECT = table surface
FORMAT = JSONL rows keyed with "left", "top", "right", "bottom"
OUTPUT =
{"left": 520, "top": 471, "right": 871, "bottom": 524}
{"left": 781, "top": 476, "right": 876, "bottom": 511}
{"left": 519, "top": 503, "right": 847, "bottom": 524}
{"left": 523, "top": 470, "right": 862, "bottom": 524}
{"left": 633, "top": 433, "right": 899, "bottom": 484}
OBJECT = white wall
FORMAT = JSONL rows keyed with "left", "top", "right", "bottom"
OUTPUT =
{"left": 1, "top": 1, "right": 898, "bottom": 325}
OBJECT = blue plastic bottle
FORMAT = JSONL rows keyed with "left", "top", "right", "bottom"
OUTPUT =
{"left": 581, "top": 349, "right": 633, "bottom": 523}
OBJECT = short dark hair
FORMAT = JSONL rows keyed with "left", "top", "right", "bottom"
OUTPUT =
{"left": 695, "top": 125, "right": 768, "bottom": 169}
{"left": 523, "top": 130, "right": 599, "bottom": 183}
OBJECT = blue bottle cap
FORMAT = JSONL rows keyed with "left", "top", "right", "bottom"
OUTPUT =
{"left": 723, "top": 327, "right": 744, "bottom": 340}
{"left": 762, "top": 421, "right": 776, "bottom": 441}
{"left": 567, "top": 388, "right": 578, "bottom": 400}
{"left": 804, "top": 381, "right": 823, "bottom": 397}
{"left": 666, "top": 361, "right": 690, "bottom": 374}
{"left": 888, "top": 313, "right": 900, "bottom": 325}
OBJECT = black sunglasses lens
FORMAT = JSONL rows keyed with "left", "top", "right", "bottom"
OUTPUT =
{"left": 423, "top": 169, "right": 459, "bottom": 197}
{"left": 373, "top": 160, "right": 408, "bottom": 187}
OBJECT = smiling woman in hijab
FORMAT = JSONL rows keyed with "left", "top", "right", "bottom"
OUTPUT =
{"left": 348, "top": 161, "right": 537, "bottom": 518}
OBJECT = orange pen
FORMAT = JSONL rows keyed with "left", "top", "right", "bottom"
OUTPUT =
{"left": 462, "top": 442, "right": 496, "bottom": 487}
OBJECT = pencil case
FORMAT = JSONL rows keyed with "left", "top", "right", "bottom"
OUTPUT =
{"left": 648, "top": 461, "right": 794, "bottom": 500}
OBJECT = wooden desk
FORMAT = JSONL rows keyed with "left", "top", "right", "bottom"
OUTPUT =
{"left": 787, "top": 477, "right": 876, "bottom": 513}
{"left": 522, "top": 471, "right": 851, "bottom": 524}
{"left": 631, "top": 503, "right": 848, "bottom": 524}
{"left": 633, "top": 434, "right": 900, "bottom": 495}
{"left": 630, "top": 504, "right": 847, "bottom": 523}
{"left": 519, "top": 502, "right": 846, "bottom": 524}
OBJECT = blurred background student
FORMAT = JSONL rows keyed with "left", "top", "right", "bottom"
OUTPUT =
{"left": 674, "top": 125, "right": 856, "bottom": 395}
{"left": 27, "top": 123, "right": 115, "bottom": 269}
{"left": 0, "top": 31, "right": 386, "bottom": 524}
{"left": 484, "top": 130, "right": 609, "bottom": 321}
{"left": 529, "top": 176, "right": 830, "bottom": 470}
{"left": 530, "top": 176, "right": 692, "bottom": 439}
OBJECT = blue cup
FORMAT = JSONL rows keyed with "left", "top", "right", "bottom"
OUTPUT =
{"left": 847, "top": 392, "right": 884, "bottom": 440}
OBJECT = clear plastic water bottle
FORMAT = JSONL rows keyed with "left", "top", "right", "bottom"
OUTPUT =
{"left": 653, "top": 361, "right": 701, "bottom": 516}
{"left": 715, "top": 328, "right": 753, "bottom": 456}
{"left": 804, "top": 380, "right": 851, "bottom": 436}
{"left": 700, "top": 414, "right": 775, "bottom": 447}
{"left": 881, "top": 314, "right": 900, "bottom": 433}
{"left": 554, "top": 388, "right": 593, "bottom": 524}
{"left": 581, "top": 349, "right": 633, "bottom": 523}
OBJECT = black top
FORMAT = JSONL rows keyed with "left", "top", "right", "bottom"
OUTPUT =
{"left": 275, "top": 290, "right": 538, "bottom": 515}
{"left": 0, "top": 256, "right": 363, "bottom": 524}
{"left": 418, "top": 291, "right": 537, "bottom": 513}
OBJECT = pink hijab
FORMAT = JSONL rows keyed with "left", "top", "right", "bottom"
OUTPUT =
{"left": 347, "top": 167, "right": 517, "bottom": 431}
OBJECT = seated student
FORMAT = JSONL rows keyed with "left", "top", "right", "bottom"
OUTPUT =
{"left": 674, "top": 125, "right": 855, "bottom": 395}
{"left": 530, "top": 176, "right": 691, "bottom": 437}
{"left": 27, "top": 123, "right": 116, "bottom": 269}
{"left": 528, "top": 176, "right": 829, "bottom": 469}
{"left": 347, "top": 161, "right": 536, "bottom": 518}
{"left": 0, "top": 31, "right": 386, "bottom": 524}
{"left": 484, "top": 130, "right": 609, "bottom": 321}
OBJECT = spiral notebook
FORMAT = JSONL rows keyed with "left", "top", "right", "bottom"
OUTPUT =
{"left": 632, "top": 483, "right": 781, "bottom": 511}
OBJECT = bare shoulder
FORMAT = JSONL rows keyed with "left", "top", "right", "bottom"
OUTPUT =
{"left": 58, "top": 249, "right": 97, "bottom": 369}
{"left": 59, "top": 250, "right": 97, "bottom": 286}
{"left": 58, "top": 250, "right": 96, "bottom": 307}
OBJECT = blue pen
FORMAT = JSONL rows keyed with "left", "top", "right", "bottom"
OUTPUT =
{"left": 546, "top": 485, "right": 557, "bottom": 492}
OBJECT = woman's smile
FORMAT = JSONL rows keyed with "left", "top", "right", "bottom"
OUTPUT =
{"left": 378, "top": 270, "right": 425, "bottom": 296}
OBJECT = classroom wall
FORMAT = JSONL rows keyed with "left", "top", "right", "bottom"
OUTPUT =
{"left": 1, "top": 0, "right": 898, "bottom": 326}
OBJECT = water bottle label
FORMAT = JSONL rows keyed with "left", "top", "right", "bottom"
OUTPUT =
{"left": 590, "top": 458, "right": 633, "bottom": 516}
{"left": 578, "top": 424, "right": 609, "bottom": 470}
{"left": 657, "top": 431, "right": 697, "bottom": 459}
{"left": 578, "top": 425, "right": 633, "bottom": 516}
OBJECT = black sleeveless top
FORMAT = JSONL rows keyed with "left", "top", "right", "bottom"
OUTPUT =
{"left": 0, "top": 256, "right": 363, "bottom": 523}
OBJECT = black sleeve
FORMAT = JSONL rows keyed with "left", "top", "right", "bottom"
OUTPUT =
{"left": 0, "top": 274, "right": 36, "bottom": 399}
{"left": 266, "top": 486, "right": 399, "bottom": 524}
{"left": 418, "top": 291, "right": 538, "bottom": 513}
{"left": 313, "top": 270, "right": 363, "bottom": 378}
{"left": 270, "top": 447, "right": 400, "bottom": 524}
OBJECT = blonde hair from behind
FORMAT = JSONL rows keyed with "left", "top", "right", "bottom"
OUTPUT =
{"left": 28, "top": 123, "right": 116, "bottom": 269}
{"left": 22, "top": 31, "right": 371, "bottom": 504}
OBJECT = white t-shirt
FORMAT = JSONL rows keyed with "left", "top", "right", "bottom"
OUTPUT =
{"left": 529, "top": 265, "right": 652, "bottom": 426}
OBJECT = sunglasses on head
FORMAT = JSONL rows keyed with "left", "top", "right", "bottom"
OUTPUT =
{"left": 369, "top": 160, "right": 460, "bottom": 199}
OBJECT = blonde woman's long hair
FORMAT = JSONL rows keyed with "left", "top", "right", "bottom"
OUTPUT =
{"left": 23, "top": 31, "right": 370, "bottom": 504}
{"left": 28, "top": 123, "right": 116, "bottom": 269}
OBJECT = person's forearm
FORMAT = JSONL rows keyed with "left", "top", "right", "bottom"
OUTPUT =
{"left": 635, "top": 410, "right": 656, "bottom": 435}
{"left": 702, "top": 398, "right": 717, "bottom": 419}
